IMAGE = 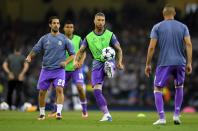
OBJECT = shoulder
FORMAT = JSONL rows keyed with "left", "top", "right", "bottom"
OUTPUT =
{"left": 176, "top": 20, "right": 188, "bottom": 28}
{"left": 152, "top": 22, "right": 162, "bottom": 30}
{"left": 8, "top": 54, "right": 14, "bottom": 59}
{"left": 74, "top": 34, "right": 81, "bottom": 39}
{"left": 105, "top": 29, "right": 113, "bottom": 34}
{"left": 86, "top": 31, "right": 94, "bottom": 38}
{"left": 59, "top": 33, "right": 66, "bottom": 38}
{"left": 40, "top": 33, "right": 49, "bottom": 41}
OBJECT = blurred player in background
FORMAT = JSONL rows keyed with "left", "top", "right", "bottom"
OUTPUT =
{"left": 48, "top": 20, "right": 88, "bottom": 118}
{"left": 25, "top": 16, "right": 75, "bottom": 120}
{"left": 74, "top": 12, "right": 124, "bottom": 122}
{"left": 145, "top": 5, "right": 192, "bottom": 125}
{"left": 2, "top": 47, "right": 29, "bottom": 110}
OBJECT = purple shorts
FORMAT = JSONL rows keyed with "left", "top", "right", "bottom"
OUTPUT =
{"left": 37, "top": 68, "right": 65, "bottom": 90}
{"left": 91, "top": 64, "right": 105, "bottom": 87}
{"left": 154, "top": 65, "right": 185, "bottom": 87}
{"left": 65, "top": 68, "right": 84, "bottom": 86}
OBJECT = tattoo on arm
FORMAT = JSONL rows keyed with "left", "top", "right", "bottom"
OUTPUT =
{"left": 114, "top": 44, "right": 123, "bottom": 63}
{"left": 75, "top": 46, "right": 86, "bottom": 62}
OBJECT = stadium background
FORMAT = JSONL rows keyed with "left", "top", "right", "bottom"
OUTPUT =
{"left": 0, "top": 0, "right": 198, "bottom": 111}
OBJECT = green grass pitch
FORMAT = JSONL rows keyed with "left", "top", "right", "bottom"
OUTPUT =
{"left": 0, "top": 111, "right": 197, "bottom": 131}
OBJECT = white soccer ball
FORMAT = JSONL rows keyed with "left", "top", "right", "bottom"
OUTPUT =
{"left": 102, "top": 47, "right": 116, "bottom": 61}
{"left": 21, "top": 102, "right": 32, "bottom": 111}
{"left": 0, "top": 102, "right": 9, "bottom": 110}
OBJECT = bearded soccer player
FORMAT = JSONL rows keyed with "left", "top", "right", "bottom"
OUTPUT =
{"left": 48, "top": 20, "right": 88, "bottom": 118}
{"left": 26, "top": 16, "right": 75, "bottom": 120}
{"left": 145, "top": 5, "right": 192, "bottom": 125}
{"left": 74, "top": 12, "right": 124, "bottom": 122}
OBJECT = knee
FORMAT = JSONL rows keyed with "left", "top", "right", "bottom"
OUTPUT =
{"left": 56, "top": 87, "right": 63, "bottom": 94}
{"left": 154, "top": 87, "right": 163, "bottom": 93}
{"left": 175, "top": 84, "right": 183, "bottom": 89}
{"left": 39, "top": 90, "right": 46, "bottom": 96}
{"left": 76, "top": 84, "right": 83, "bottom": 91}
{"left": 93, "top": 84, "right": 102, "bottom": 90}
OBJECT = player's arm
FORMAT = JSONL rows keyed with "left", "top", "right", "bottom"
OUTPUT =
{"left": 61, "top": 39, "right": 75, "bottom": 67}
{"left": 20, "top": 62, "right": 29, "bottom": 75}
{"left": 2, "top": 61, "right": 12, "bottom": 75}
{"left": 184, "top": 36, "right": 192, "bottom": 74}
{"left": 78, "top": 40, "right": 86, "bottom": 67}
{"left": 145, "top": 38, "right": 157, "bottom": 77}
{"left": 79, "top": 52, "right": 86, "bottom": 66}
{"left": 25, "top": 37, "right": 44, "bottom": 63}
{"left": 2, "top": 58, "right": 14, "bottom": 80}
{"left": 74, "top": 45, "right": 86, "bottom": 69}
{"left": 25, "top": 51, "right": 36, "bottom": 63}
{"left": 113, "top": 43, "right": 124, "bottom": 69}
{"left": 111, "top": 34, "right": 124, "bottom": 69}
{"left": 18, "top": 60, "right": 29, "bottom": 81}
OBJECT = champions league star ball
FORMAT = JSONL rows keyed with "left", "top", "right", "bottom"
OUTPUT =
{"left": 102, "top": 47, "right": 116, "bottom": 61}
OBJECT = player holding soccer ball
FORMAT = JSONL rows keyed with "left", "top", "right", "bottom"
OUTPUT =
{"left": 74, "top": 12, "right": 124, "bottom": 122}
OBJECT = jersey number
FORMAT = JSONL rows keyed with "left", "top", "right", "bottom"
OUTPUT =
{"left": 57, "top": 79, "right": 65, "bottom": 87}
{"left": 79, "top": 73, "right": 84, "bottom": 80}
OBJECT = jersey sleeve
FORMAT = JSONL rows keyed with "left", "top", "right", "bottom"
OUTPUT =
{"left": 79, "top": 39, "right": 83, "bottom": 48}
{"left": 150, "top": 24, "right": 158, "bottom": 39}
{"left": 32, "top": 36, "right": 44, "bottom": 54}
{"left": 66, "top": 39, "right": 75, "bottom": 56}
{"left": 81, "top": 38, "right": 88, "bottom": 47}
{"left": 184, "top": 25, "right": 190, "bottom": 37}
{"left": 110, "top": 34, "right": 120, "bottom": 47}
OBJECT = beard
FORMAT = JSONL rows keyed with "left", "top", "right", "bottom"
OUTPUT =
{"left": 52, "top": 27, "right": 59, "bottom": 33}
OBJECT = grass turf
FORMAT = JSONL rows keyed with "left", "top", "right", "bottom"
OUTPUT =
{"left": 0, "top": 111, "right": 197, "bottom": 131}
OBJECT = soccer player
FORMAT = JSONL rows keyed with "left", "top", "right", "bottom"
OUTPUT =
{"left": 25, "top": 16, "right": 75, "bottom": 120}
{"left": 145, "top": 5, "right": 192, "bottom": 125}
{"left": 74, "top": 12, "right": 124, "bottom": 122}
{"left": 48, "top": 20, "right": 88, "bottom": 118}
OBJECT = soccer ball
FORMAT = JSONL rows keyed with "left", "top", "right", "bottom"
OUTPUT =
{"left": 101, "top": 47, "right": 116, "bottom": 61}
{"left": 21, "top": 102, "right": 32, "bottom": 111}
{"left": 0, "top": 102, "right": 9, "bottom": 110}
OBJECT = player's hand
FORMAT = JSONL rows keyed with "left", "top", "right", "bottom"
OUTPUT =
{"left": 60, "top": 61, "right": 66, "bottom": 68}
{"left": 116, "top": 62, "right": 124, "bottom": 70}
{"left": 145, "top": 65, "right": 151, "bottom": 77}
{"left": 8, "top": 72, "right": 14, "bottom": 80}
{"left": 25, "top": 56, "right": 31, "bottom": 63}
{"left": 18, "top": 73, "right": 25, "bottom": 81}
{"left": 74, "top": 61, "right": 81, "bottom": 69}
{"left": 186, "top": 63, "right": 192, "bottom": 75}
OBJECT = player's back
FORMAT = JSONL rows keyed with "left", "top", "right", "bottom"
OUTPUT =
{"left": 152, "top": 20, "right": 189, "bottom": 66}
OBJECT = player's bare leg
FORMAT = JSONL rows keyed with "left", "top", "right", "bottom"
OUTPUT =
{"left": 76, "top": 84, "right": 88, "bottom": 118}
{"left": 38, "top": 90, "right": 47, "bottom": 120}
{"left": 55, "top": 86, "right": 64, "bottom": 120}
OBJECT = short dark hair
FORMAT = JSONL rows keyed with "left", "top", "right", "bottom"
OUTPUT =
{"left": 64, "top": 20, "right": 74, "bottom": 25}
{"left": 14, "top": 46, "right": 21, "bottom": 52}
{"left": 95, "top": 12, "right": 105, "bottom": 18}
{"left": 48, "top": 16, "right": 59, "bottom": 24}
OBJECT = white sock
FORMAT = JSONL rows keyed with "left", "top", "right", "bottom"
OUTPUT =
{"left": 104, "top": 112, "right": 111, "bottom": 116}
{"left": 57, "top": 104, "right": 63, "bottom": 114}
{"left": 39, "top": 107, "right": 45, "bottom": 115}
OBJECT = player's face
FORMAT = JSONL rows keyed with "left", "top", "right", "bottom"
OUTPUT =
{"left": 49, "top": 19, "right": 60, "bottom": 33}
{"left": 64, "top": 24, "right": 74, "bottom": 36}
{"left": 94, "top": 16, "right": 105, "bottom": 30}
